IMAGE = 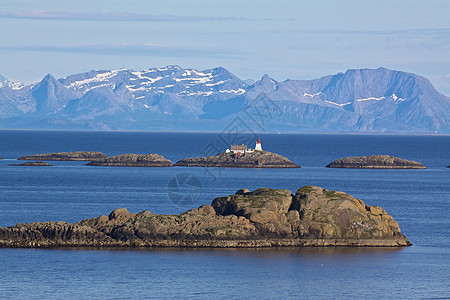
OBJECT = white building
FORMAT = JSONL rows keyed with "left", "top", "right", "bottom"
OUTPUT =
{"left": 226, "top": 138, "right": 263, "bottom": 154}
{"left": 255, "top": 137, "right": 262, "bottom": 151}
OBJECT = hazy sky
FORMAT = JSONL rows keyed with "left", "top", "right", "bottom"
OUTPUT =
{"left": 1, "top": 0, "right": 449, "bottom": 95}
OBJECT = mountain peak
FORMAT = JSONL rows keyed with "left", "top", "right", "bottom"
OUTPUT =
{"left": 42, "top": 73, "right": 58, "bottom": 83}
{"left": 261, "top": 74, "right": 271, "bottom": 80}
{"left": 257, "top": 74, "right": 278, "bottom": 86}
{"left": 1, "top": 66, "right": 448, "bottom": 133}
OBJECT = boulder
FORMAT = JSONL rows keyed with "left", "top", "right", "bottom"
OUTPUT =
{"left": 109, "top": 208, "right": 130, "bottom": 219}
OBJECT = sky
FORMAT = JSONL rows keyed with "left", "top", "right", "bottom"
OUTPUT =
{"left": 1, "top": 0, "right": 450, "bottom": 95}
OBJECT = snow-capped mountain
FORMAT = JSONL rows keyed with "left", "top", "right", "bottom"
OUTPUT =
{"left": 244, "top": 68, "right": 449, "bottom": 132}
{"left": 0, "top": 75, "right": 24, "bottom": 90}
{"left": 0, "top": 66, "right": 448, "bottom": 133}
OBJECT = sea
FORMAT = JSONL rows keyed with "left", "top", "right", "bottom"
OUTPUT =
{"left": 0, "top": 130, "right": 449, "bottom": 299}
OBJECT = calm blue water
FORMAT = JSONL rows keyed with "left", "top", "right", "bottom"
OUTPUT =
{"left": 0, "top": 131, "right": 449, "bottom": 299}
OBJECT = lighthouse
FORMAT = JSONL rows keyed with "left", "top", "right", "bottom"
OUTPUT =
{"left": 255, "top": 138, "right": 262, "bottom": 151}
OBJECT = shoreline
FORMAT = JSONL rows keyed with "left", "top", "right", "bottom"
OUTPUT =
{"left": 0, "top": 128, "right": 448, "bottom": 136}
{"left": 0, "top": 238, "right": 411, "bottom": 249}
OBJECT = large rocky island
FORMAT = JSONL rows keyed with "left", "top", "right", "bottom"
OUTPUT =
{"left": 86, "top": 154, "right": 173, "bottom": 167}
{"left": 0, "top": 186, "right": 410, "bottom": 248}
{"left": 18, "top": 151, "right": 106, "bottom": 161}
{"left": 175, "top": 151, "right": 300, "bottom": 168}
{"left": 326, "top": 155, "right": 426, "bottom": 169}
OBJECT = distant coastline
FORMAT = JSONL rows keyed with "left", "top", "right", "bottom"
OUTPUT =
{"left": 0, "top": 129, "right": 448, "bottom": 136}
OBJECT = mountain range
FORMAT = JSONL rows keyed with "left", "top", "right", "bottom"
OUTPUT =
{"left": 0, "top": 66, "right": 448, "bottom": 133}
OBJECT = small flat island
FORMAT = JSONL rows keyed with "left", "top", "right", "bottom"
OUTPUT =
{"left": 326, "top": 155, "right": 426, "bottom": 169}
{"left": 86, "top": 154, "right": 173, "bottom": 167}
{"left": 18, "top": 151, "right": 106, "bottom": 161}
{"left": 9, "top": 161, "right": 52, "bottom": 167}
{"left": 175, "top": 138, "right": 300, "bottom": 168}
{"left": 0, "top": 185, "right": 410, "bottom": 248}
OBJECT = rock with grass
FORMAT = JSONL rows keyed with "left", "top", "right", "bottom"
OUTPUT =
{"left": 0, "top": 186, "right": 411, "bottom": 248}
{"left": 18, "top": 151, "right": 106, "bottom": 161}
{"left": 175, "top": 151, "right": 300, "bottom": 168}
{"left": 9, "top": 161, "right": 52, "bottom": 167}
{"left": 86, "top": 154, "right": 173, "bottom": 167}
{"left": 326, "top": 155, "right": 426, "bottom": 169}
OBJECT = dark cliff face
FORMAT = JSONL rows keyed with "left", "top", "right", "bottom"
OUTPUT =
{"left": 174, "top": 151, "right": 300, "bottom": 168}
{"left": 18, "top": 151, "right": 107, "bottom": 161}
{"left": 326, "top": 155, "right": 426, "bottom": 169}
{"left": 0, "top": 186, "right": 411, "bottom": 248}
{"left": 86, "top": 153, "right": 173, "bottom": 167}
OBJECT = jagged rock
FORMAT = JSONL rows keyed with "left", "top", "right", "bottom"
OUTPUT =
{"left": 0, "top": 186, "right": 411, "bottom": 248}
{"left": 109, "top": 208, "right": 130, "bottom": 219}
{"left": 175, "top": 151, "right": 300, "bottom": 168}
{"left": 9, "top": 161, "right": 52, "bottom": 166}
{"left": 236, "top": 188, "right": 251, "bottom": 195}
{"left": 18, "top": 151, "right": 106, "bottom": 161}
{"left": 86, "top": 154, "right": 173, "bottom": 167}
{"left": 326, "top": 155, "right": 426, "bottom": 169}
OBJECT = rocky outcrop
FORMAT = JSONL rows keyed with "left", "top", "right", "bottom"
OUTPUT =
{"left": 86, "top": 154, "right": 173, "bottom": 167}
{"left": 9, "top": 161, "right": 52, "bottom": 166}
{"left": 175, "top": 151, "right": 300, "bottom": 168}
{"left": 326, "top": 155, "right": 426, "bottom": 169}
{"left": 18, "top": 151, "right": 106, "bottom": 161}
{"left": 0, "top": 186, "right": 410, "bottom": 248}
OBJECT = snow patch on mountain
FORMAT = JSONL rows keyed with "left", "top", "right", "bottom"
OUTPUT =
{"left": 304, "top": 92, "right": 321, "bottom": 97}
{"left": 0, "top": 66, "right": 448, "bottom": 133}
{"left": 325, "top": 100, "right": 351, "bottom": 106}
{"left": 356, "top": 96, "right": 385, "bottom": 102}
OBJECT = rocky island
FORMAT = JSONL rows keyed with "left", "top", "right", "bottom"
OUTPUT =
{"left": 326, "top": 155, "right": 426, "bottom": 169}
{"left": 9, "top": 161, "right": 52, "bottom": 167}
{"left": 18, "top": 151, "right": 106, "bottom": 161}
{"left": 86, "top": 154, "right": 173, "bottom": 167}
{"left": 176, "top": 138, "right": 299, "bottom": 168}
{"left": 175, "top": 151, "right": 300, "bottom": 168}
{"left": 0, "top": 186, "right": 410, "bottom": 248}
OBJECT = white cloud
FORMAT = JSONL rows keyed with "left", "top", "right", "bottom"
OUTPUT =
{"left": 0, "top": 10, "right": 246, "bottom": 22}
{"left": 0, "top": 43, "right": 244, "bottom": 58}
